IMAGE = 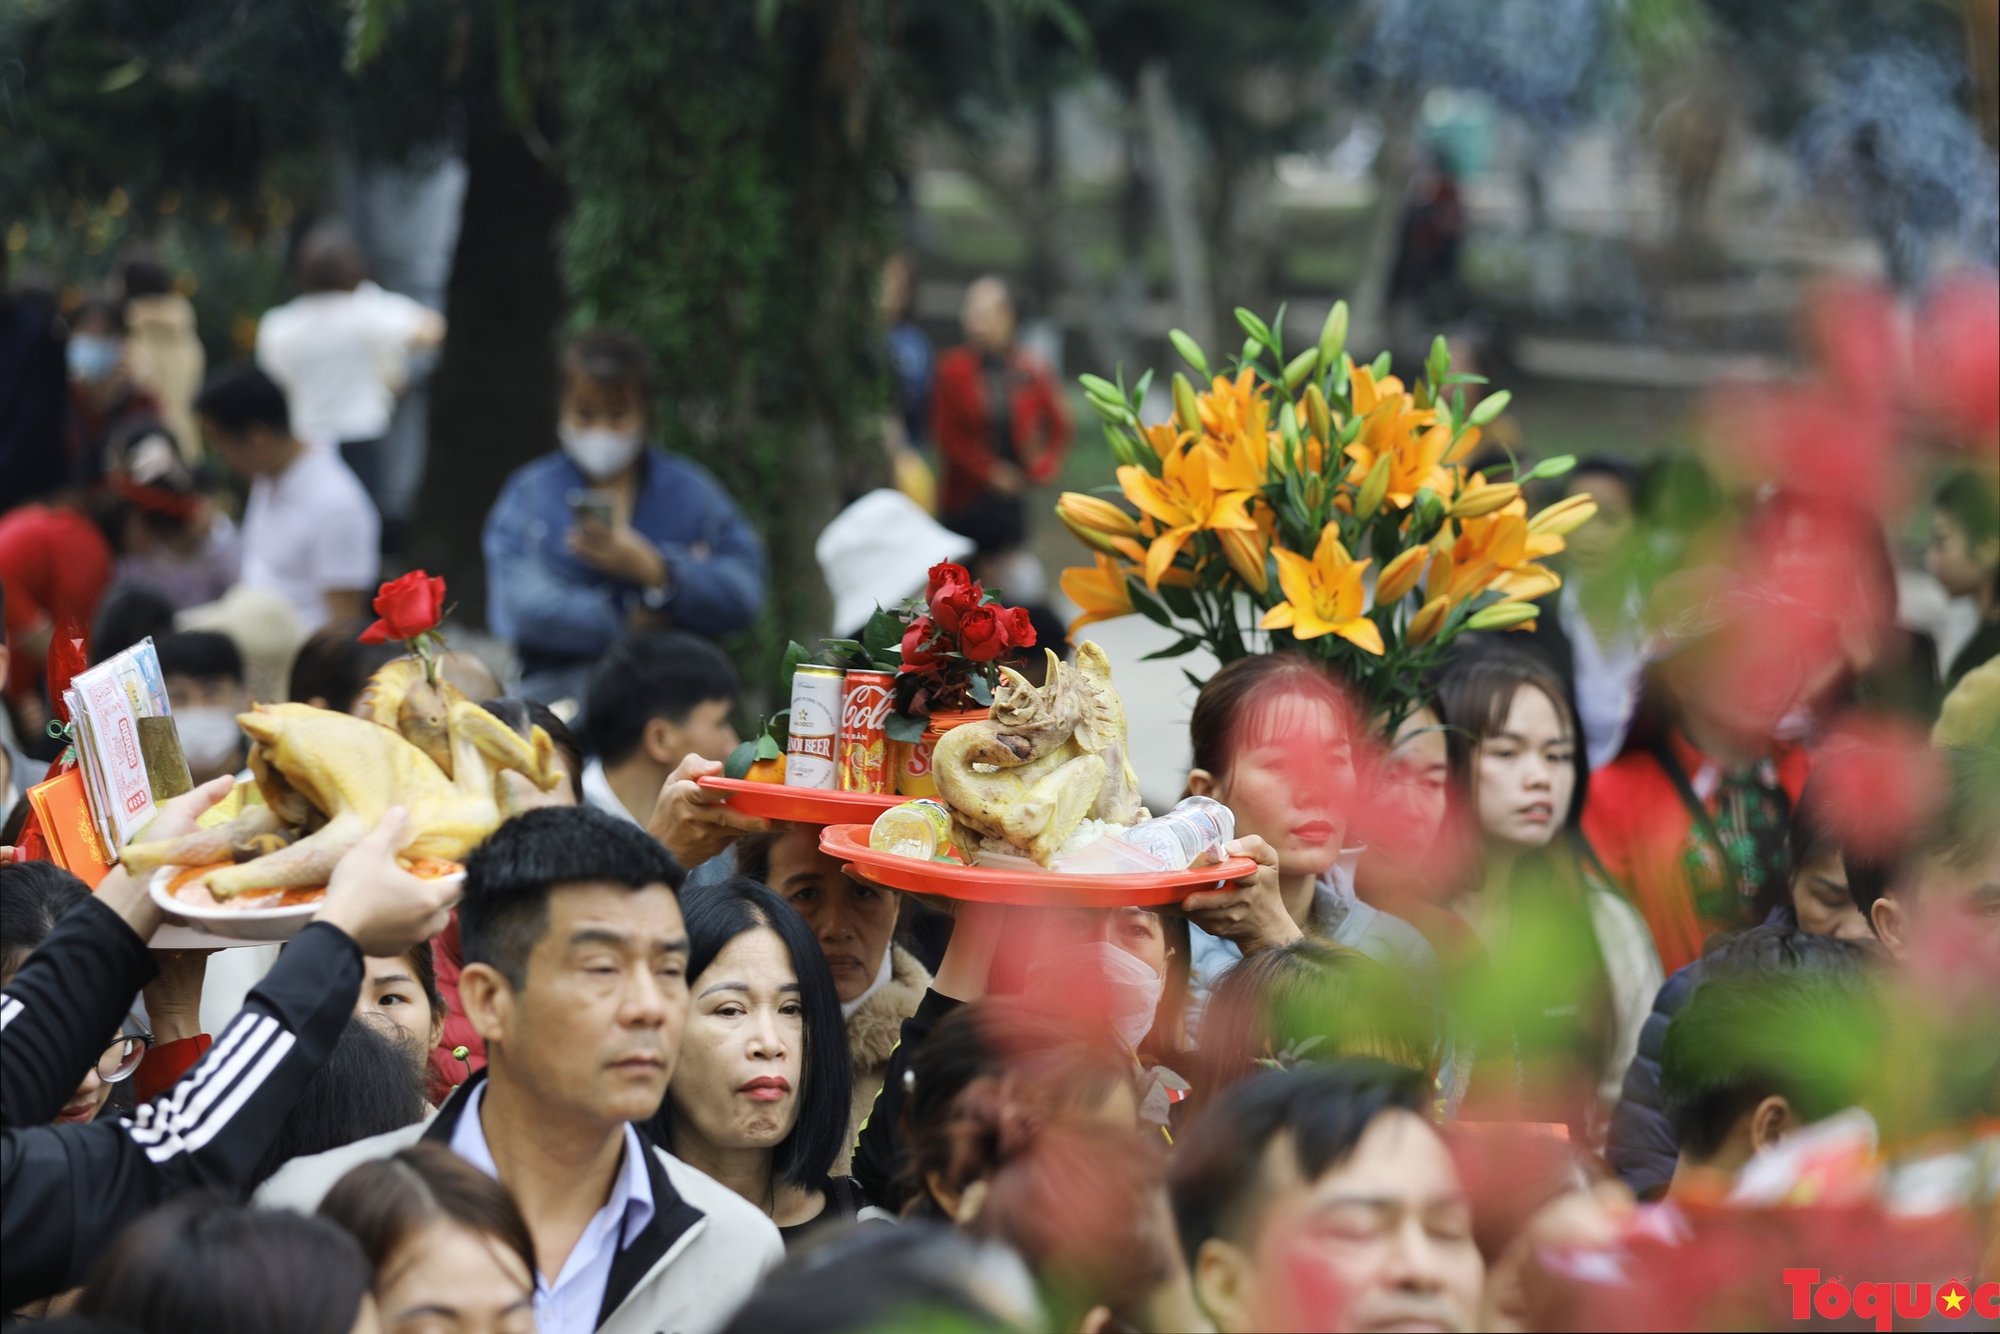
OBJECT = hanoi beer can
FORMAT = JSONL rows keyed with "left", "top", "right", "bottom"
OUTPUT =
{"left": 785, "top": 664, "right": 845, "bottom": 789}
{"left": 837, "top": 669, "right": 896, "bottom": 794}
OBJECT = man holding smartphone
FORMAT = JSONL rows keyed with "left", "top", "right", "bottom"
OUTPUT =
{"left": 483, "top": 329, "right": 768, "bottom": 705}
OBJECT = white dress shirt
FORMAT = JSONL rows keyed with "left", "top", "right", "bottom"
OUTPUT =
{"left": 450, "top": 1081, "right": 655, "bottom": 1334}
{"left": 238, "top": 446, "right": 379, "bottom": 634}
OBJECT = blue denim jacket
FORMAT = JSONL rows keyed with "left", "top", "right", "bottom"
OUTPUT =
{"left": 482, "top": 447, "right": 767, "bottom": 669}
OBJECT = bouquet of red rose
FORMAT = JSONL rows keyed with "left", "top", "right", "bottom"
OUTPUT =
{"left": 810, "top": 560, "right": 1036, "bottom": 744}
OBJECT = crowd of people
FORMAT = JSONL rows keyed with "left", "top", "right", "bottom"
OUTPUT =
{"left": 2, "top": 228, "right": 1998, "bottom": 1334}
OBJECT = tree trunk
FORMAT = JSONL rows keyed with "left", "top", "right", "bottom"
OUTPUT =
{"left": 1348, "top": 84, "right": 1422, "bottom": 354}
{"left": 408, "top": 116, "right": 567, "bottom": 626}
{"left": 1138, "top": 61, "right": 1215, "bottom": 352}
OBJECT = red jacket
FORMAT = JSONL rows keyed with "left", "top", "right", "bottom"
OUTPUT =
{"left": 427, "top": 911, "right": 485, "bottom": 1103}
{"left": 0, "top": 506, "right": 114, "bottom": 700}
{"left": 1581, "top": 730, "right": 1812, "bottom": 975}
{"left": 931, "top": 345, "right": 1072, "bottom": 515}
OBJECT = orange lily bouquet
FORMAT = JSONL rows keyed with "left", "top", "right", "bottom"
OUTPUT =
{"left": 1057, "top": 303, "right": 1596, "bottom": 729}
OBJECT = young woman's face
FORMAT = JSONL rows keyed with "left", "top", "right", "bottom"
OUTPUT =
{"left": 767, "top": 826, "right": 899, "bottom": 1004}
{"left": 355, "top": 953, "right": 441, "bottom": 1076}
{"left": 1927, "top": 509, "right": 1997, "bottom": 600}
{"left": 1474, "top": 686, "right": 1576, "bottom": 851}
{"left": 1788, "top": 846, "right": 1872, "bottom": 941}
{"left": 671, "top": 927, "right": 806, "bottom": 1154}
{"left": 1374, "top": 707, "right": 1452, "bottom": 856}
{"left": 373, "top": 1218, "right": 534, "bottom": 1334}
{"left": 1196, "top": 689, "right": 1357, "bottom": 880}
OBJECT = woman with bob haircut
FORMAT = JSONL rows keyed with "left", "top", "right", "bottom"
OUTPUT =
{"left": 319, "top": 1143, "right": 538, "bottom": 1334}
{"left": 647, "top": 875, "right": 864, "bottom": 1244}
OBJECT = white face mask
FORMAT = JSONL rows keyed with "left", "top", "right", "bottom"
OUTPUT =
{"left": 1027, "top": 941, "right": 1164, "bottom": 1051}
{"left": 559, "top": 424, "right": 645, "bottom": 481}
{"left": 175, "top": 707, "right": 243, "bottom": 776}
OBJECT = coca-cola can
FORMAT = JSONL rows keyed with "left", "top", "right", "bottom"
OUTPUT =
{"left": 837, "top": 669, "right": 896, "bottom": 794}
{"left": 785, "top": 665, "right": 845, "bottom": 790}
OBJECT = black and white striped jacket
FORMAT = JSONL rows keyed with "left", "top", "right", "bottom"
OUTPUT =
{"left": 1, "top": 896, "right": 361, "bottom": 1307}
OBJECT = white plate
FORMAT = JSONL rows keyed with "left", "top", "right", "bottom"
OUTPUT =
{"left": 147, "top": 865, "right": 466, "bottom": 943}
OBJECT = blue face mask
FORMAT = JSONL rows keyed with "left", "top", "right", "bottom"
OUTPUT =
{"left": 68, "top": 334, "right": 121, "bottom": 384}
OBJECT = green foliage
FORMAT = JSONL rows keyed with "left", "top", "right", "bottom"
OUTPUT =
{"left": 556, "top": 0, "right": 896, "bottom": 703}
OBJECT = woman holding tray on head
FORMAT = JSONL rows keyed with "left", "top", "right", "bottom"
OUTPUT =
{"left": 1175, "top": 653, "right": 1445, "bottom": 1029}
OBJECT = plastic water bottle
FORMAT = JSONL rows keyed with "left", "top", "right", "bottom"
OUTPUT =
{"left": 1114, "top": 796, "right": 1235, "bottom": 870}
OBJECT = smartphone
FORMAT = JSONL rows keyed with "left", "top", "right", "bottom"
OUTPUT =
{"left": 567, "top": 489, "right": 615, "bottom": 529}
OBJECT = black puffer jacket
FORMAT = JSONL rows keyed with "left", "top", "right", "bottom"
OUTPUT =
{"left": 1604, "top": 960, "right": 1701, "bottom": 1199}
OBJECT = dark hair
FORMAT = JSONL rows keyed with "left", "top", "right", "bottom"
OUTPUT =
{"left": 483, "top": 697, "right": 586, "bottom": 802}
{"left": 78, "top": 1196, "right": 372, "bottom": 1334}
{"left": 964, "top": 1123, "right": 1173, "bottom": 1330}
{"left": 154, "top": 630, "right": 243, "bottom": 686}
{"left": 294, "top": 226, "right": 368, "bottom": 294}
{"left": 581, "top": 632, "right": 740, "bottom": 766}
{"left": 1566, "top": 454, "right": 1640, "bottom": 496}
{"left": 1845, "top": 744, "right": 2000, "bottom": 922}
{"left": 1188, "top": 652, "right": 1354, "bottom": 780}
{"left": 71, "top": 296, "right": 126, "bottom": 337}
{"left": 287, "top": 620, "right": 401, "bottom": 711}
{"left": 1196, "top": 938, "right": 1435, "bottom": 1095}
{"left": 1659, "top": 930, "right": 1882, "bottom": 1161}
{"left": 1170, "top": 1060, "right": 1430, "bottom": 1267}
{"left": 560, "top": 328, "right": 654, "bottom": 414}
{"left": 194, "top": 364, "right": 290, "bottom": 437}
{"left": 652, "top": 876, "right": 851, "bottom": 1189}
{"left": 460, "top": 806, "right": 683, "bottom": 990}
{"left": 250, "top": 1017, "right": 427, "bottom": 1186}
{"left": 0, "top": 860, "right": 92, "bottom": 982}
{"left": 1760, "top": 771, "right": 1843, "bottom": 923}
{"left": 897, "top": 998, "right": 1134, "bottom": 1219}
{"left": 720, "top": 1221, "right": 1032, "bottom": 1334}
{"left": 121, "top": 259, "right": 174, "bottom": 300}
{"left": 319, "top": 1143, "right": 536, "bottom": 1288}
{"left": 91, "top": 584, "right": 178, "bottom": 666}
{"left": 1435, "top": 641, "right": 1588, "bottom": 829}
{"left": 1935, "top": 469, "right": 2000, "bottom": 546}
{"left": 399, "top": 937, "right": 444, "bottom": 1016}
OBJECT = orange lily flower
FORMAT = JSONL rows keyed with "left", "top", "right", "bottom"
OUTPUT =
{"left": 1117, "top": 444, "right": 1257, "bottom": 590}
{"left": 1193, "top": 370, "right": 1273, "bottom": 492}
{"left": 1441, "top": 500, "right": 1568, "bottom": 605}
{"left": 1342, "top": 365, "right": 1450, "bottom": 510}
{"left": 1259, "top": 524, "right": 1385, "bottom": 654}
{"left": 1060, "top": 555, "right": 1136, "bottom": 633}
{"left": 1139, "top": 421, "right": 1190, "bottom": 465}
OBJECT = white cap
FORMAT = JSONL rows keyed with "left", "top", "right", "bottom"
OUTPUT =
{"left": 815, "top": 489, "right": 975, "bottom": 637}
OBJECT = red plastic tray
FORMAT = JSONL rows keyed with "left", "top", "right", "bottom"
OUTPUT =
{"left": 819, "top": 822, "right": 1256, "bottom": 907}
{"left": 697, "top": 776, "right": 903, "bottom": 825}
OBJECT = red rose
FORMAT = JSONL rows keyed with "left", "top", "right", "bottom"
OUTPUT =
{"left": 359, "top": 571, "right": 447, "bottom": 644}
{"left": 931, "top": 581, "right": 980, "bottom": 634}
{"left": 901, "top": 616, "right": 941, "bottom": 672}
{"left": 958, "top": 604, "right": 1006, "bottom": 662}
{"left": 1002, "top": 605, "right": 1036, "bottom": 650}
{"left": 926, "top": 561, "right": 973, "bottom": 603}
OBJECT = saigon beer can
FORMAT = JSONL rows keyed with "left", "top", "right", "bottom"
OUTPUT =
{"left": 784, "top": 664, "right": 845, "bottom": 789}
{"left": 837, "top": 669, "right": 896, "bottom": 794}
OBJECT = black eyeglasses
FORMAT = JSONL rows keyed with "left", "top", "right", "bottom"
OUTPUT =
{"left": 96, "top": 1016, "right": 153, "bottom": 1084}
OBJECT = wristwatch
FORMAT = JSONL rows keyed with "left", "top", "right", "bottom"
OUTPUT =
{"left": 640, "top": 582, "right": 672, "bottom": 612}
